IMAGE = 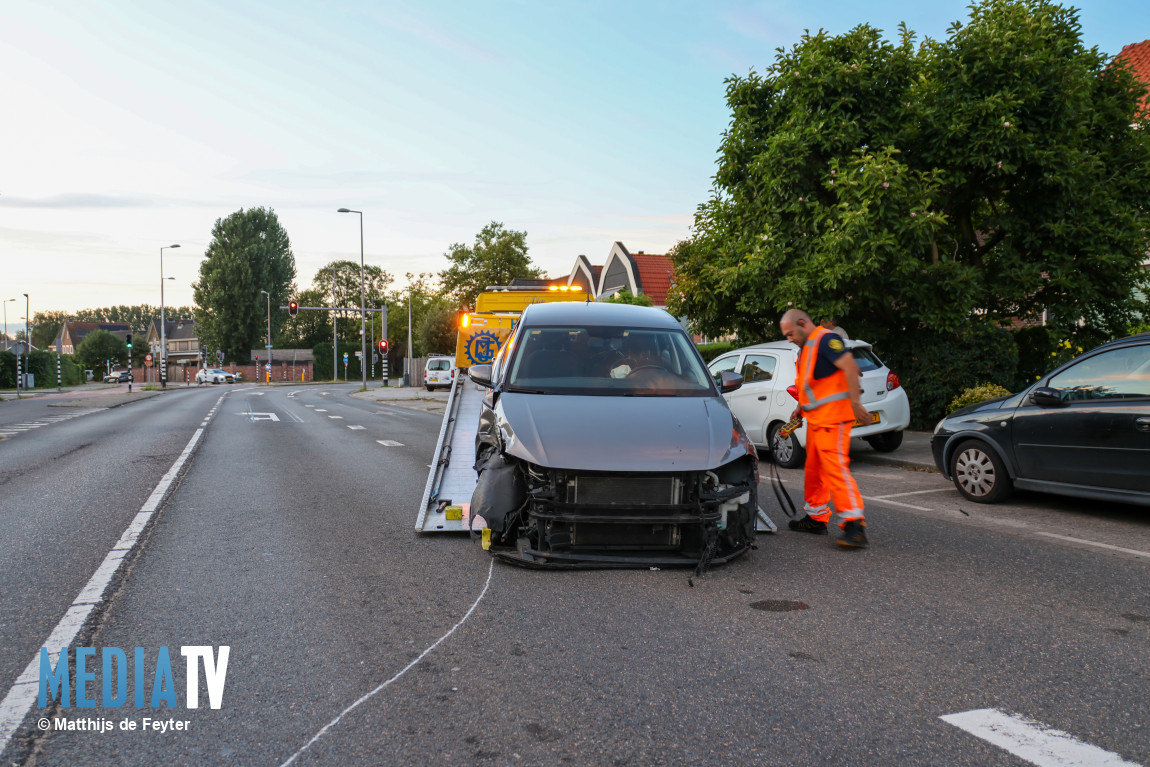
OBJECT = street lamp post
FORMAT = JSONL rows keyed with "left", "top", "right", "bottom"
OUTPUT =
{"left": 160, "top": 244, "right": 180, "bottom": 389}
{"left": 260, "top": 289, "right": 271, "bottom": 384}
{"left": 337, "top": 208, "right": 368, "bottom": 390}
{"left": 21, "top": 293, "right": 29, "bottom": 394}
{"left": 3, "top": 298, "right": 14, "bottom": 351}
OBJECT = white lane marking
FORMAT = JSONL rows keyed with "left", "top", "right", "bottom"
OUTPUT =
{"left": 0, "top": 393, "right": 226, "bottom": 751}
{"left": 941, "top": 708, "right": 1141, "bottom": 766}
{"left": 1035, "top": 533, "right": 1150, "bottom": 560}
{"left": 314, "top": 409, "right": 327, "bottom": 412}
{"left": 305, "top": 404, "right": 315, "bottom": 408}
{"left": 377, "top": 440, "right": 404, "bottom": 447}
{"left": 328, "top": 415, "right": 343, "bottom": 419}
{"left": 861, "top": 494, "right": 932, "bottom": 511}
{"left": 280, "top": 560, "right": 495, "bottom": 767}
{"left": 347, "top": 425, "right": 365, "bottom": 430}
{"left": 870, "top": 488, "right": 953, "bottom": 499}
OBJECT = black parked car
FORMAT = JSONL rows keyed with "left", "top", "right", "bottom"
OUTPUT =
{"left": 468, "top": 301, "right": 759, "bottom": 569}
{"left": 932, "top": 333, "right": 1150, "bottom": 506}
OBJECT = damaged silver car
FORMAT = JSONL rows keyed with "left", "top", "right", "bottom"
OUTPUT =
{"left": 468, "top": 302, "right": 758, "bottom": 570}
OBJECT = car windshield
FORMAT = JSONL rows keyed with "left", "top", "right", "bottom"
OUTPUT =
{"left": 505, "top": 325, "right": 713, "bottom": 397}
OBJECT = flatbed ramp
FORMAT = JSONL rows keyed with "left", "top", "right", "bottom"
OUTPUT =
{"left": 416, "top": 374, "right": 484, "bottom": 533}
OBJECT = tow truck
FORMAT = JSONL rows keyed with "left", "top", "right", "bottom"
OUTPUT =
{"left": 414, "top": 285, "right": 779, "bottom": 537}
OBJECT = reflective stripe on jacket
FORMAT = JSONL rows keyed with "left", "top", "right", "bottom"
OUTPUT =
{"left": 796, "top": 326, "right": 854, "bottom": 426}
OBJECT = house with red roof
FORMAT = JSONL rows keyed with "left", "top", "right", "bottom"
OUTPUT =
{"left": 1115, "top": 39, "right": 1150, "bottom": 118}
{"left": 563, "top": 242, "right": 675, "bottom": 308}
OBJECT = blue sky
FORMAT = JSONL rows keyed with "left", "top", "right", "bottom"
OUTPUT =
{"left": 1, "top": 0, "right": 1145, "bottom": 316}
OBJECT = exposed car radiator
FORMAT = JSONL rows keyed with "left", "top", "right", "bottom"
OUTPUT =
{"left": 571, "top": 476, "right": 680, "bottom": 506}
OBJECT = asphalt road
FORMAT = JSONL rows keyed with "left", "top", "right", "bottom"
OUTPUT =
{"left": 1, "top": 384, "right": 1147, "bottom": 766}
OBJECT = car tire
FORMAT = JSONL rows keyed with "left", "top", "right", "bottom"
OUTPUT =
{"left": 767, "top": 422, "right": 805, "bottom": 469}
{"left": 426, "top": 385, "right": 434, "bottom": 392}
{"left": 950, "top": 439, "right": 1013, "bottom": 504}
{"left": 864, "top": 430, "right": 903, "bottom": 453}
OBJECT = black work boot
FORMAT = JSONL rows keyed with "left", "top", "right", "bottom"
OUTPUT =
{"left": 788, "top": 514, "right": 828, "bottom": 535}
{"left": 837, "top": 519, "right": 868, "bottom": 549}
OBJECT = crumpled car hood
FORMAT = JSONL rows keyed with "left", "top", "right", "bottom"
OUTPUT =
{"left": 494, "top": 393, "right": 749, "bottom": 471}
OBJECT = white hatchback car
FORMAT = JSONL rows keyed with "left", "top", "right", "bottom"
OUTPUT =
{"left": 707, "top": 340, "right": 911, "bottom": 467}
{"left": 196, "top": 368, "right": 234, "bottom": 385}
{"left": 424, "top": 356, "right": 456, "bottom": 391}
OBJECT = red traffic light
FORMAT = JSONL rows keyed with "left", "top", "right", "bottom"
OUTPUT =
{"left": 288, "top": 300, "right": 299, "bottom": 316}
{"left": 379, "top": 338, "right": 388, "bottom": 353}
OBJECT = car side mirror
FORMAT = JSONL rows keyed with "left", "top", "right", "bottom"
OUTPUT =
{"left": 469, "top": 365, "right": 493, "bottom": 388}
{"left": 718, "top": 371, "right": 743, "bottom": 393}
{"left": 1029, "top": 386, "right": 1065, "bottom": 408}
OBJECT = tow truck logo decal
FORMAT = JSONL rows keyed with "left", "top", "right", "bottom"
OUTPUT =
{"left": 465, "top": 330, "right": 501, "bottom": 365}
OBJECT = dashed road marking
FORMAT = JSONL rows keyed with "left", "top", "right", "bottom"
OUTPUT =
{"left": 870, "top": 488, "right": 952, "bottom": 500}
{"left": 348, "top": 425, "right": 365, "bottom": 430}
{"left": 328, "top": 415, "right": 343, "bottom": 419}
{"left": 941, "top": 708, "right": 1141, "bottom": 767}
{"left": 377, "top": 440, "right": 404, "bottom": 447}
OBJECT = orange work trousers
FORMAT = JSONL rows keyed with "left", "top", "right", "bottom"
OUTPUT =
{"left": 803, "top": 421, "right": 865, "bottom": 524}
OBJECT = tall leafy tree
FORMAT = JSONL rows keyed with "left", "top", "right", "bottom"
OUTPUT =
{"left": 416, "top": 298, "right": 461, "bottom": 357}
{"left": 669, "top": 0, "right": 1150, "bottom": 350}
{"left": 74, "top": 329, "right": 127, "bottom": 371}
{"left": 438, "top": 221, "right": 543, "bottom": 307}
{"left": 193, "top": 207, "right": 296, "bottom": 362}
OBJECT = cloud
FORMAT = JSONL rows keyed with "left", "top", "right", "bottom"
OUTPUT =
{"left": 0, "top": 193, "right": 160, "bottom": 209}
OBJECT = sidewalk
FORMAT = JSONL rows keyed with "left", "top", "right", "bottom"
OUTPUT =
{"left": 0, "top": 383, "right": 164, "bottom": 408}
{"left": 351, "top": 384, "right": 450, "bottom": 414}
{"left": 850, "top": 430, "right": 936, "bottom": 472}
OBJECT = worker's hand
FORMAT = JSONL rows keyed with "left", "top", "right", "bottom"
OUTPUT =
{"left": 790, "top": 406, "right": 801, "bottom": 421}
{"left": 852, "top": 401, "right": 870, "bottom": 425}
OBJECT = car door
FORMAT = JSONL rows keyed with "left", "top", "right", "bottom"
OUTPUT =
{"left": 724, "top": 353, "right": 781, "bottom": 444}
{"left": 1011, "top": 343, "right": 1150, "bottom": 492}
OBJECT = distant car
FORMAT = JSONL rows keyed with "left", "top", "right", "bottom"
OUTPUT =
{"left": 103, "top": 370, "right": 131, "bottom": 384}
{"left": 196, "top": 368, "right": 234, "bottom": 385}
{"left": 932, "top": 333, "right": 1150, "bottom": 506}
{"left": 707, "top": 339, "right": 911, "bottom": 468}
{"left": 424, "top": 356, "right": 456, "bottom": 391}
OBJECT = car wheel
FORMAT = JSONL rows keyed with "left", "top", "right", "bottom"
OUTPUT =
{"left": 864, "top": 430, "right": 903, "bottom": 453}
{"left": 426, "top": 385, "right": 434, "bottom": 392}
{"left": 950, "top": 440, "right": 1012, "bottom": 504}
{"left": 768, "top": 422, "right": 805, "bottom": 469}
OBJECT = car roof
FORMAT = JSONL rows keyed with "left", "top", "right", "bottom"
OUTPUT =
{"left": 520, "top": 301, "right": 682, "bottom": 329}
{"left": 718, "top": 337, "right": 874, "bottom": 358}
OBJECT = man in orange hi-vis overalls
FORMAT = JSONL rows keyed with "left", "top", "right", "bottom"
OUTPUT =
{"left": 779, "top": 309, "right": 871, "bottom": 548}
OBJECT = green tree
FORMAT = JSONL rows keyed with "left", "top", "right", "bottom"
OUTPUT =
{"left": 307, "top": 259, "right": 394, "bottom": 349}
{"left": 670, "top": 0, "right": 1150, "bottom": 349}
{"left": 193, "top": 207, "right": 297, "bottom": 362}
{"left": 605, "top": 289, "right": 654, "bottom": 307}
{"left": 75, "top": 329, "right": 127, "bottom": 372}
{"left": 416, "top": 298, "right": 460, "bottom": 357}
{"left": 31, "top": 310, "right": 70, "bottom": 350}
{"left": 438, "top": 221, "right": 543, "bottom": 306}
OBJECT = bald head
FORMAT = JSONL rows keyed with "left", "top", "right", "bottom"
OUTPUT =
{"left": 780, "top": 309, "right": 815, "bottom": 347}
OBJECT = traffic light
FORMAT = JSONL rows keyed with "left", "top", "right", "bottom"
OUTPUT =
{"left": 125, "top": 333, "right": 132, "bottom": 349}
{"left": 379, "top": 338, "right": 388, "bottom": 353}
{"left": 289, "top": 300, "right": 299, "bottom": 316}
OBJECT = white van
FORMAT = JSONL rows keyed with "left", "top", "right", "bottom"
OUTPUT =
{"left": 424, "top": 356, "right": 456, "bottom": 391}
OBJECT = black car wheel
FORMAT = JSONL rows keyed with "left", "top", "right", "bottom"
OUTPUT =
{"left": 864, "top": 430, "right": 903, "bottom": 453}
{"left": 950, "top": 440, "right": 1012, "bottom": 503}
{"left": 768, "top": 421, "right": 805, "bottom": 469}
